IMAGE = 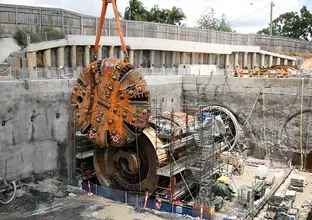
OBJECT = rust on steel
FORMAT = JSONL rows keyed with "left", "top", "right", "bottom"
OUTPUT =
{"left": 72, "top": 0, "right": 151, "bottom": 148}
{"left": 93, "top": 116, "right": 194, "bottom": 192}
{"left": 71, "top": 57, "right": 151, "bottom": 148}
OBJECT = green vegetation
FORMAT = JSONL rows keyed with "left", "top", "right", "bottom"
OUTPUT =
{"left": 124, "top": 0, "right": 186, "bottom": 25}
{"left": 13, "top": 27, "right": 65, "bottom": 47}
{"left": 196, "top": 8, "right": 232, "bottom": 32}
{"left": 258, "top": 6, "right": 312, "bottom": 40}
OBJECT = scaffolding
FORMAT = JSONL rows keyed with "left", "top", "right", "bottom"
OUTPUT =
{"left": 72, "top": 112, "right": 96, "bottom": 183}
{"left": 70, "top": 97, "right": 235, "bottom": 211}
{"left": 151, "top": 103, "right": 228, "bottom": 210}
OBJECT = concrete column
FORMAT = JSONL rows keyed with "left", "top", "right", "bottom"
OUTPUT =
{"left": 119, "top": 47, "right": 124, "bottom": 60}
{"left": 139, "top": 50, "right": 143, "bottom": 67}
{"left": 181, "top": 52, "right": 186, "bottom": 64}
{"left": 276, "top": 57, "right": 281, "bottom": 65}
{"left": 269, "top": 55, "right": 273, "bottom": 67}
{"left": 234, "top": 52, "right": 239, "bottom": 68}
{"left": 71, "top": 45, "right": 77, "bottom": 68}
{"left": 208, "top": 54, "right": 213, "bottom": 65}
{"left": 243, "top": 52, "right": 248, "bottom": 68}
{"left": 43, "top": 49, "right": 51, "bottom": 67}
{"left": 83, "top": 46, "right": 90, "bottom": 67}
{"left": 97, "top": 45, "right": 102, "bottom": 60}
{"left": 216, "top": 54, "right": 220, "bottom": 67}
{"left": 260, "top": 54, "right": 265, "bottom": 68}
{"left": 225, "top": 54, "right": 230, "bottom": 69}
{"left": 161, "top": 51, "right": 166, "bottom": 67}
{"left": 57, "top": 46, "right": 65, "bottom": 68}
{"left": 26, "top": 51, "right": 37, "bottom": 78}
{"left": 149, "top": 50, "right": 155, "bottom": 67}
{"left": 191, "top": 52, "right": 196, "bottom": 65}
{"left": 171, "top": 51, "right": 176, "bottom": 68}
{"left": 284, "top": 59, "right": 288, "bottom": 65}
{"left": 43, "top": 49, "right": 52, "bottom": 78}
{"left": 291, "top": 60, "right": 296, "bottom": 66}
{"left": 129, "top": 50, "right": 134, "bottom": 64}
{"left": 200, "top": 53, "right": 204, "bottom": 65}
{"left": 252, "top": 52, "right": 257, "bottom": 68}
{"left": 109, "top": 46, "right": 114, "bottom": 57}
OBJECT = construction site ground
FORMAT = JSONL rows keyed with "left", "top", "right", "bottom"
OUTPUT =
{"left": 212, "top": 164, "right": 312, "bottom": 219}
{"left": 0, "top": 178, "right": 195, "bottom": 220}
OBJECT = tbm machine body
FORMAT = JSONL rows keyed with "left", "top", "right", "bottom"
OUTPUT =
{"left": 71, "top": 0, "right": 240, "bottom": 202}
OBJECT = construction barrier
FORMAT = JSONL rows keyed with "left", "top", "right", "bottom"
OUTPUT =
{"left": 81, "top": 182, "right": 227, "bottom": 219}
{"left": 87, "top": 180, "right": 93, "bottom": 196}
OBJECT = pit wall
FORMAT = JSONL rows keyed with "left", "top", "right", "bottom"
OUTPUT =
{"left": 183, "top": 76, "right": 312, "bottom": 162}
{"left": 0, "top": 75, "right": 182, "bottom": 181}
{"left": 2, "top": 75, "right": 311, "bottom": 181}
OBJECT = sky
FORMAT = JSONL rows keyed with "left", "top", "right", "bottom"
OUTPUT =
{"left": 1, "top": 0, "right": 312, "bottom": 33}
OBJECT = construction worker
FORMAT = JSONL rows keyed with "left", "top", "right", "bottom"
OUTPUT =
{"left": 233, "top": 69, "right": 238, "bottom": 77}
{"left": 155, "top": 199, "right": 162, "bottom": 210}
{"left": 280, "top": 68, "right": 285, "bottom": 78}
{"left": 286, "top": 68, "right": 291, "bottom": 78}
{"left": 239, "top": 68, "right": 244, "bottom": 77}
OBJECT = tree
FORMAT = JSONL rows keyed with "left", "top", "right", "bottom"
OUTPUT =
{"left": 196, "top": 8, "right": 232, "bottom": 32}
{"left": 124, "top": 0, "right": 150, "bottom": 21}
{"left": 149, "top": 5, "right": 166, "bottom": 23}
{"left": 257, "top": 6, "right": 312, "bottom": 40}
{"left": 168, "top": 6, "right": 187, "bottom": 25}
{"left": 124, "top": 1, "right": 186, "bottom": 25}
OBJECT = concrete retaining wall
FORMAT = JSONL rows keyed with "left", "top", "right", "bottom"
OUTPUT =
{"left": 0, "top": 76, "right": 182, "bottom": 180}
{"left": 0, "top": 80, "right": 71, "bottom": 181}
{"left": 2, "top": 74, "right": 312, "bottom": 180}
{"left": 183, "top": 76, "right": 312, "bottom": 162}
{"left": 0, "top": 3, "right": 311, "bottom": 52}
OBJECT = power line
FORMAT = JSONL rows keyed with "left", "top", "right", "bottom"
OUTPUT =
{"left": 230, "top": 3, "right": 271, "bottom": 24}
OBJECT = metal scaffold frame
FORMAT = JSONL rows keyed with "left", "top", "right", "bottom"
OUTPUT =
{"left": 151, "top": 101, "right": 229, "bottom": 211}
{"left": 69, "top": 96, "right": 237, "bottom": 213}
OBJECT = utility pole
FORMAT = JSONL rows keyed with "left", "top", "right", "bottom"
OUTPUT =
{"left": 269, "top": 1, "right": 275, "bottom": 35}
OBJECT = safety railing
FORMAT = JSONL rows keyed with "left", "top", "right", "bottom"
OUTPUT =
{"left": 0, "top": 67, "right": 81, "bottom": 80}
{"left": 2, "top": 67, "right": 234, "bottom": 80}
{"left": 3, "top": 67, "right": 305, "bottom": 80}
